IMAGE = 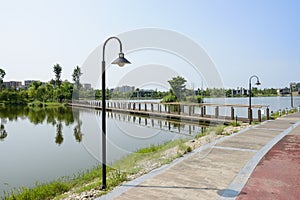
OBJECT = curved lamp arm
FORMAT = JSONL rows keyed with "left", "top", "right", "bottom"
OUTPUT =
{"left": 102, "top": 36, "right": 123, "bottom": 61}
{"left": 249, "top": 75, "right": 261, "bottom": 85}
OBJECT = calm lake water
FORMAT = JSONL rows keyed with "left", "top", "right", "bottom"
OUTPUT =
{"left": 0, "top": 96, "right": 299, "bottom": 196}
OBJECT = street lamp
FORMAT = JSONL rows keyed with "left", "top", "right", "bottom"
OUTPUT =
{"left": 290, "top": 83, "right": 294, "bottom": 108}
{"left": 248, "top": 75, "right": 261, "bottom": 124}
{"left": 101, "top": 37, "right": 131, "bottom": 190}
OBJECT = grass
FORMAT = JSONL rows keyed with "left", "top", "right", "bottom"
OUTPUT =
{"left": 207, "top": 125, "right": 225, "bottom": 135}
{"left": 3, "top": 180, "right": 70, "bottom": 200}
{"left": 229, "top": 121, "right": 241, "bottom": 127}
{"left": 270, "top": 108, "right": 298, "bottom": 120}
{"left": 3, "top": 166, "right": 126, "bottom": 200}
{"left": 113, "top": 139, "right": 189, "bottom": 175}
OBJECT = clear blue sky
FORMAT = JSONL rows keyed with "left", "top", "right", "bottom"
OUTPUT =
{"left": 1, "top": 0, "right": 299, "bottom": 89}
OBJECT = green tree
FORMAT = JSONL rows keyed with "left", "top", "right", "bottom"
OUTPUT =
{"left": 61, "top": 81, "right": 73, "bottom": 101}
{"left": 53, "top": 64, "right": 62, "bottom": 88}
{"left": 36, "top": 85, "right": 47, "bottom": 102}
{"left": 168, "top": 76, "right": 187, "bottom": 101}
{"left": 72, "top": 66, "right": 82, "bottom": 89}
{"left": 54, "top": 81, "right": 73, "bottom": 102}
{"left": 28, "top": 81, "right": 42, "bottom": 100}
{"left": 0, "top": 68, "right": 6, "bottom": 90}
{"left": 45, "top": 82, "right": 54, "bottom": 101}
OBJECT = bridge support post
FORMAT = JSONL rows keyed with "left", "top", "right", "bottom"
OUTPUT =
{"left": 215, "top": 106, "right": 219, "bottom": 118}
{"left": 181, "top": 105, "right": 184, "bottom": 114}
{"left": 201, "top": 106, "right": 204, "bottom": 117}
{"left": 258, "top": 109, "right": 262, "bottom": 122}
{"left": 248, "top": 108, "right": 253, "bottom": 123}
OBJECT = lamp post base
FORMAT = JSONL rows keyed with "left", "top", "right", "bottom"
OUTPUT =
{"left": 100, "top": 185, "right": 106, "bottom": 190}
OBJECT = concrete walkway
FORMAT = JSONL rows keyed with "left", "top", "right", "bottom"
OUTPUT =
{"left": 97, "top": 112, "right": 300, "bottom": 200}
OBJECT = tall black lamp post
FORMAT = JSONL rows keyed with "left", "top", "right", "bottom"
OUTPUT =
{"left": 248, "top": 75, "right": 261, "bottom": 124}
{"left": 290, "top": 83, "right": 294, "bottom": 108}
{"left": 101, "top": 37, "right": 131, "bottom": 189}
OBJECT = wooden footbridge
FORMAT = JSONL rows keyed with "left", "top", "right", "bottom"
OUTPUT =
{"left": 68, "top": 100, "right": 270, "bottom": 125}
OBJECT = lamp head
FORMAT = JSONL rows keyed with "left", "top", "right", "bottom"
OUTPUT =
{"left": 112, "top": 52, "right": 131, "bottom": 67}
{"left": 256, "top": 81, "right": 261, "bottom": 86}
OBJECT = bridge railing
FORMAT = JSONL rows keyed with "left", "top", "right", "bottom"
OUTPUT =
{"left": 69, "top": 100, "right": 269, "bottom": 123}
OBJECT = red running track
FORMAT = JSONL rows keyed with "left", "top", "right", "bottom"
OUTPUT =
{"left": 237, "top": 134, "right": 300, "bottom": 200}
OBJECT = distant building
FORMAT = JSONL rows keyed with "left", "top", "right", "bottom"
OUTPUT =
{"left": 2, "top": 81, "right": 22, "bottom": 89}
{"left": 279, "top": 87, "right": 290, "bottom": 96}
{"left": 232, "top": 87, "right": 248, "bottom": 96}
{"left": 278, "top": 82, "right": 300, "bottom": 96}
{"left": 82, "top": 83, "right": 92, "bottom": 90}
{"left": 114, "top": 85, "right": 135, "bottom": 93}
{"left": 24, "top": 80, "right": 38, "bottom": 89}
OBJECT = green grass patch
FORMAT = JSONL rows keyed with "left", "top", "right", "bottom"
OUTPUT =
{"left": 194, "top": 132, "right": 207, "bottom": 140}
{"left": 229, "top": 121, "right": 241, "bottom": 127}
{"left": 113, "top": 139, "right": 189, "bottom": 175}
{"left": 3, "top": 180, "right": 70, "bottom": 200}
{"left": 207, "top": 125, "right": 225, "bottom": 135}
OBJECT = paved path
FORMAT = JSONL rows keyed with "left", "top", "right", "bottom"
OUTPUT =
{"left": 97, "top": 112, "right": 300, "bottom": 200}
{"left": 237, "top": 116, "right": 300, "bottom": 200}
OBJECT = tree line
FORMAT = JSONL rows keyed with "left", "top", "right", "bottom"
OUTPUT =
{"left": 0, "top": 65, "right": 278, "bottom": 105}
{"left": 0, "top": 64, "right": 85, "bottom": 105}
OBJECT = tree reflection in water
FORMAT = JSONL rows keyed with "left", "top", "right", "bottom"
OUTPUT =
{"left": 55, "top": 122, "right": 63, "bottom": 145}
{"left": 0, "top": 120, "right": 8, "bottom": 141}
{"left": 0, "top": 105, "right": 207, "bottom": 144}
{"left": 73, "top": 109, "right": 83, "bottom": 143}
{"left": 0, "top": 106, "right": 83, "bottom": 145}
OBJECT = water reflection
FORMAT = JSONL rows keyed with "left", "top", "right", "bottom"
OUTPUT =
{"left": 0, "top": 122, "right": 7, "bottom": 141}
{"left": 104, "top": 109, "right": 206, "bottom": 136}
{"left": 0, "top": 106, "right": 80, "bottom": 145}
{"left": 0, "top": 106, "right": 206, "bottom": 145}
{"left": 55, "top": 122, "right": 64, "bottom": 145}
{"left": 73, "top": 110, "right": 83, "bottom": 143}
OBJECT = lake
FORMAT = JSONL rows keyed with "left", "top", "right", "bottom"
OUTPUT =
{"left": 0, "top": 96, "right": 299, "bottom": 196}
